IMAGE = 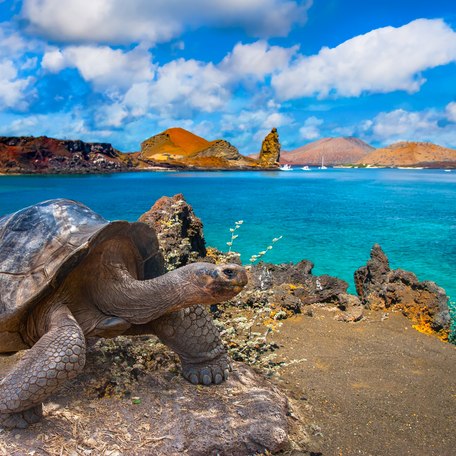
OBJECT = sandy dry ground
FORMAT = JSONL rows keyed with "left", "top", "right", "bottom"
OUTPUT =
{"left": 271, "top": 307, "right": 456, "bottom": 456}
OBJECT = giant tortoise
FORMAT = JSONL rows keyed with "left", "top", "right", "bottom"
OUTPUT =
{"left": 0, "top": 199, "right": 247, "bottom": 429}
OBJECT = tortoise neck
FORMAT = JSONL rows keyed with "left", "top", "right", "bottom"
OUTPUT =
{"left": 98, "top": 268, "right": 200, "bottom": 325}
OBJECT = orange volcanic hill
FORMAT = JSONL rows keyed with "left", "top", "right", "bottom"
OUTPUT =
{"left": 357, "top": 142, "right": 456, "bottom": 168}
{"left": 281, "top": 137, "right": 374, "bottom": 166}
{"left": 141, "top": 127, "right": 211, "bottom": 158}
{"left": 140, "top": 127, "right": 263, "bottom": 169}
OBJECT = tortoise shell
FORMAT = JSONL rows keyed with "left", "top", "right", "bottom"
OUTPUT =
{"left": 0, "top": 199, "right": 164, "bottom": 338}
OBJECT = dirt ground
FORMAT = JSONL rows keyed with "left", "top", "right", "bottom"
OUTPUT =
{"left": 270, "top": 307, "right": 456, "bottom": 456}
{"left": 1, "top": 307, "right": 455, "bottom": 455}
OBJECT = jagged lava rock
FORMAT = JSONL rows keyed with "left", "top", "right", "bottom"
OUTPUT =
{"left": 258, "top": 128, "right": 281, "bottom": 166}
{"left": 0, "top": 136, "right": 129, "bottom": 173}
{"left": 249, "top": 261, "right": 351, "bottom": 306}
{"left": 355, "top": 244, "right": 451, "bottom": 339}
{"left": 139, "top": 194, "right": 206, "bottom": 270}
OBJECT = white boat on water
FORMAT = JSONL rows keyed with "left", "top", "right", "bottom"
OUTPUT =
{"left": 279, "top": 164, "right": 293, "bottom": 171}
{"left": 319, "top": 157, "right": 327, "bottom": 169}
{"left": 444, "top": 169, "right": 451, "bottom": 172}
{"left": 301, "top": 165, "right": 310, "bottom": 171}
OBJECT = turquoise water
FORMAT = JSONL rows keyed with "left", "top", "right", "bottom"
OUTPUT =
{"left": 0, "top": 169, "right": 455, "bottom": 311}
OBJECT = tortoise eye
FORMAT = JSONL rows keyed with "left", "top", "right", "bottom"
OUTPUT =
{"left": 222, "top": 268, "right": 235, "bottom": 279}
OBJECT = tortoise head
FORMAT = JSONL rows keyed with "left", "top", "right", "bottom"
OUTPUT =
{"left": 179, "top": 263, "right": 248, "bottom": 305}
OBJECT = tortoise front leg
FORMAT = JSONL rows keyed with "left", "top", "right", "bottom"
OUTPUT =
{"left": 130, "top": 305, "right": 230, "bottom": 385}
{"left": 0, "top": 305, "right": 86, "bottom": 429}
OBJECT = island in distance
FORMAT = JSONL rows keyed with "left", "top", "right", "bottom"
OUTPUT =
{"left": 279, "top": 137, "right": 375, "bottom": 166}
{"left": 0, "top": 128, "right": 455, "bottom": 174}
{"left": 279, "top": 137, "right": 456, "bottom": 168}
{"left": 0, "top": 128, "right": 280, "bottom": 174}
{"left": 355, "top": 141, "right": 456, "bottom": 168}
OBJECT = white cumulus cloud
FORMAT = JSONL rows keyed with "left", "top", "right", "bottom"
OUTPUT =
{"left": 0, "top": 61, "right": 34, "bottom": 110}
{"left": 446, "top": 102, "right": 456, "bottom": 122}
{"left": 359, "top": 107, "right": 456, "bottom": 147}
{"left": 299, "top": 116, "right": 323, "bottom": 139}
{"left": 43, "top": 39, "right": 298, "bottom": 127}
{"left": 22, "top": 0, "right": 311, "bottom": 45}
{"left": 220, "top": 40, "right": 299, "bottom": 80}
{"left": 272, "top": 19, "right": 456, "bottom": 100}
{"left": 0, "top": 25, "right": 37, "bottom": 111}
{"left": 42, "top": 45, "right": 155, "bottom": 92}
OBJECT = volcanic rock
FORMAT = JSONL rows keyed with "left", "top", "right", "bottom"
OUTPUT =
{"left": 0, "top": 136, "right": 129, "bottom": 174}
{"left": 139, "top": 193, "right": 206, "bottom": 270}
{"left": 258, "top": 128, "right": 281, "bottom": 166}
{"left": 249, "top": 261, "right": 350, "bottom": 306}
{"left": 354, "top": 244, "right": 451, "bottom": 339}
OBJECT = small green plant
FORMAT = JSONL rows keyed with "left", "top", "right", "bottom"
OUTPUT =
{"left": 226, "top": 220, "right": 243, "bottom": 253}
{"left": 226, "top": 219, "right": 283, "bottom": 263}
{"left": 249, "top": 236, "right": 283, "bottom": 264}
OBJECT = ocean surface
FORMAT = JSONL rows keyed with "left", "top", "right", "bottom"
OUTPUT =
{"left": 1, "top": 168, "right": 455, "bottom": 317}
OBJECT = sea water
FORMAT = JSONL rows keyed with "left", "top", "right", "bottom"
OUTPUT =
{"left": 0, "top": 169, "right": 454, "bottom": 315}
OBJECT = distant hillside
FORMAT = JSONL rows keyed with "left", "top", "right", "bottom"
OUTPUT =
{"left": 357, "top": 142, "right": 456, "bottom": 168}
{"left": 140, "top": 127, "right": 264, "bottom": 169}
{"left": 281, "top": 137, "right": 374, "bottom": 165}
{"left": 0, "top": 136, "right": 130, "bottom": 174}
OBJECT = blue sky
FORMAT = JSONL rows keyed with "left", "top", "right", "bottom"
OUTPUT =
{"left": 0, "top": 0, "right": 455, "bottom": 154}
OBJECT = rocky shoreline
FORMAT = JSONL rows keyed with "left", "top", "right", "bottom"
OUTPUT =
{"left": 145, "top": 193, "right": 452, "bottom": 343}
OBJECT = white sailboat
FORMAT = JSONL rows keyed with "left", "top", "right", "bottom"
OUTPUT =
{"left": 279, "top": 164, "right": 293, "bottom": 171}
{"left": 319, "top": 157, "right": 327, "bottom": 169}
{"left": 301, "top": 165, "right": 310, "bottom": 171}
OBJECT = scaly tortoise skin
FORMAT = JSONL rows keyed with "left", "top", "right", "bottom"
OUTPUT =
{"left": 0, "top": 199, "right": 247, "bottom": 429}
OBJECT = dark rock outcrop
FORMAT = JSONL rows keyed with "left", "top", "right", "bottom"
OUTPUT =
{"left": 0, "top": 136, "right": 130, "bottom": 174}
{"left": 249, "top": 261, "right": 350, "bottom": 306}
{"left": 258, "top": 128, "right": 281, "bottom": 166}
{"left": 355, "top": 244, "right": 451, "bottom": 339}
{"left": 139, "top": 194, "right": 206, "bottom": 270}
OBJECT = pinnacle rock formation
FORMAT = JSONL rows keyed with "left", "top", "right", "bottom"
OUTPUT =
{"left": 258, "top": 128, "right": 281, "bottom": 166}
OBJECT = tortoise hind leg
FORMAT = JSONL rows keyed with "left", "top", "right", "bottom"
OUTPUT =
{"left": 129, "top": 305, "right": 230, "bottom": 386}
{"left": 0, "top": 305, "right": 86, "bottom": 429}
